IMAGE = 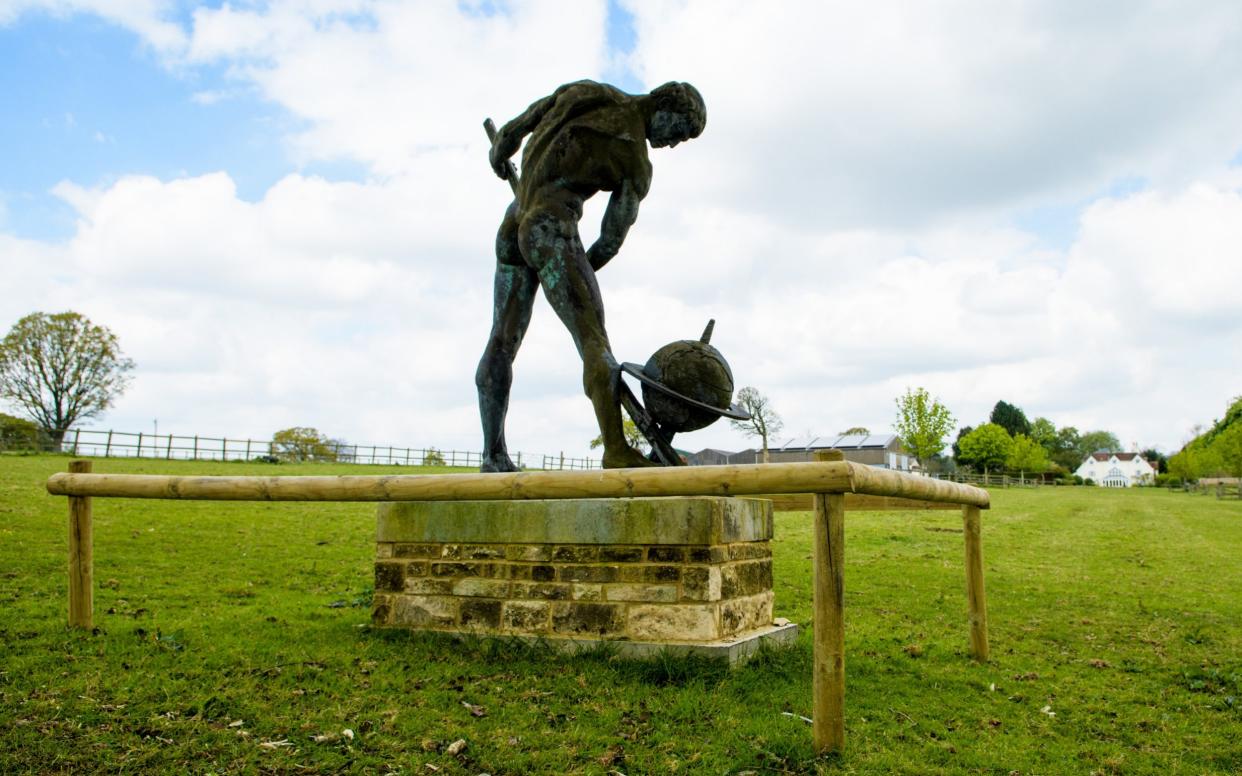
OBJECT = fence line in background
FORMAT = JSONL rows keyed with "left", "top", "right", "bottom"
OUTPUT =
{"left": 2, "top": 428, "right": 600, "bottom": 471}
{"left": 932, "top": 472, "right": 1041, "bottom": 489}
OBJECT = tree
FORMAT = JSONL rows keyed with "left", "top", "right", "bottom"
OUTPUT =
{"left": 730, "top": 386, "right": 783, "bottom": 463}
{"left": 591, "top": 417, "right": 648, "bottom": 454}
{"left": 1214, "top": 423, "right": 1242, "bottom": 479}
{"left": 989, "top": 400, "right": 1031, "bottom": 438}
{"left": 271, "top": 427, "right": 340, "bottom": 462}
{"left": 1006, "top": 434, "right": 1049, "bottom": 477}
{"left": 952, "top": 425, "right": 975, "bottom": 468}
{"left": 838, "top": 426, "right": 870, "bottom": 436}
{"left": 1078, "top": 429, "right": 1122, "bottom": 456}
{"left": 1050, "top": 425, "right": 1083, "bottom": 470}
{"left": 0, "top": 411, "right": 52, "bottom": 451}
{"left": 1029, "top": 417, "right": 1057, "bottom": 449}
{"left": 893, "top": 387, "right": 956, "bottom": 470}
{"left": 0, "top": 312, "right": 135, "bottom": 446}
{"left": 1140, "top": 448, "right": 1168, "bottom": 474}
{"left": 958, "top": 424, "right": 1013, "bottom": 474}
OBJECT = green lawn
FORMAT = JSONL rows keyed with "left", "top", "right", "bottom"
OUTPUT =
{"left": 2, "top": 454, "right": 1240, "bottom": 774}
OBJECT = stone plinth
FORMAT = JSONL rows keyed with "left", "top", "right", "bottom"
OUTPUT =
{"left": 372, "top": 497, "right": 796, "bottom": 662}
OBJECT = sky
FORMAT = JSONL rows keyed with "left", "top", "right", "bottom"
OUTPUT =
{"left": 2, "top": 0, "right": 1241, "bottom": 462}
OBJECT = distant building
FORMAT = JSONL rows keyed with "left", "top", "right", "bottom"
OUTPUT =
{"left": 1075, "top": 452, "right": 1155, "bottom": 487}
{"left": 686, "top": 448, "right": 755, "bottom": 466}
{"left": 755, "top": 433, "right": 914, "bottom": 470}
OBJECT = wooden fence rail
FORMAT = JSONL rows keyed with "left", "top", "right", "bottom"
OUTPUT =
{"left": 47, "top": 455, "right": 989, "bottom": 756}
{"left": 7, "top": 427, "right": 600, "bottom": 470}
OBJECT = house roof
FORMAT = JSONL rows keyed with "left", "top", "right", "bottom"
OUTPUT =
{"left": 776, "top": 434, "right": 900, "bottom": 451}
{"left": 1088, "top": 452, "right": 1145, "bottom": 463}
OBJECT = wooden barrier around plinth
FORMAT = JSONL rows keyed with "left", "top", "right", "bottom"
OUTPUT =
{"left": 46, "top": 457, "right": 989, "bottom": 756}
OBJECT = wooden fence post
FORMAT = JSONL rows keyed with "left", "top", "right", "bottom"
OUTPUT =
{"left": 136, "top": 432, "right": 143, "bottom": 457}
{"left": 813, "top": 490, "right": 846, "bottom": 754}
{"left": 963, "top": 504, "right": 989, "bottom": 662}
{"left": 811, "top": 449, "right": 846, "bottom": 754}
{"left": 67, "top": 460, "right": 93, "bottom": 629}
{"left": 104, "top": 430, "right": 112, "bottom": 457}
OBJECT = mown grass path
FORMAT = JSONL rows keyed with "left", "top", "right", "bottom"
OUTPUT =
{"left": 2, "top": 455, "right": 1240, "bottom": 774}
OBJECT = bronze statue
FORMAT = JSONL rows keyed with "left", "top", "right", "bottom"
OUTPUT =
{"left": 476, "top": 80, "right": 706, "bottom": 472}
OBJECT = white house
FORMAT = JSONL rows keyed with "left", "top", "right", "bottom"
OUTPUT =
{"left": 1075, "top": 452, "right": 1155, "bottom": 487}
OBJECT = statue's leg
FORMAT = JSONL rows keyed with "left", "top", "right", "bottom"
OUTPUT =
{"left": 519, "top": 209, "right": 654, "bottom": 469}
{"left": 476, "top": 202, "right": 537, "bottom": 473}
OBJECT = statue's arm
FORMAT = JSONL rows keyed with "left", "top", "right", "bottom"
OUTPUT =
{"left": 489, "top": 91, "right": 558, "bottom": 179}
{"left": 587, "top": 181, "right": 641, "bottom": 272}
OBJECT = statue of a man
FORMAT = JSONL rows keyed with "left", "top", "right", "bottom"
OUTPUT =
{"left": 476, "top": 80, "right": 706, "bottom": 472}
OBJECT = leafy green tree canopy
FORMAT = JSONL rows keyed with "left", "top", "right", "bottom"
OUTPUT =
{"left": 989, "top": 400, "right": 1031, "bottom": 438}
{"left": 893, "top": 387, "right": 955, "bottom": 469}
{"left": 838, "top": 426, "right": 870, "bottom": 436}
{"left": 0, "top": 311, "right": 135, "bottom": 445}
{"left": 1079, "top": 430, "right": 1122, "bottom": 456}
{"left": 958, "top": 423, "right": 1013, "bottom": 473}
{"left": 591, "top": 417, "right": 648, "bottom": 454}
{"left": 1006, "top": 434, "right": 1050, "bottom": 474}
{"left": 1029, "top": 417, "right": 1058, "bottom": 448}
{"left": 271, "top": 427, "right": 340, "bottom": 462}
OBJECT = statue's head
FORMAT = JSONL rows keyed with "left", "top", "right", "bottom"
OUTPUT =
{"left": 647, "top": 82, "right": 706, "bottom": 148}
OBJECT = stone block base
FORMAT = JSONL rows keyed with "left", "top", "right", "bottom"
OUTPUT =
{"left": 373, "top": 497, "right": 787, "bottom": 658}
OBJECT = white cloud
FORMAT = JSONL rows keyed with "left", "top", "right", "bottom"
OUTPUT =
{"left": 3, "top": 0, "right": 1241, "bottom": 460}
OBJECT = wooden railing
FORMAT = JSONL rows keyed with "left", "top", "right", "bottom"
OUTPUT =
{"left": 46, "top": 452, "right": 990, "bottom": 755}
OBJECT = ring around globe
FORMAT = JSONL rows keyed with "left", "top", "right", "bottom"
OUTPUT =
{"left": 620, "top": 320, "right": 750, "bottom": 434}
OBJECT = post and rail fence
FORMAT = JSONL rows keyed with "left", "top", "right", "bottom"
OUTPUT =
{"left": 47, "top": 452, "right": 990, "bottom": 755}
{"left": 2, "top": 427, "right": 600, "bottom": 471}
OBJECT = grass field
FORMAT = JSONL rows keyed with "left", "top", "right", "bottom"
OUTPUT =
{"left": 2, "top": 454, "right": 1241, "bottom": 774}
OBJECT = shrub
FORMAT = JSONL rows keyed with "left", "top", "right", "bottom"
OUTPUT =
{"left": 0, "top": 413, "right": 52, "bottom": 451}
{"left": 423, "top": 448, "right": 446, "bottom": 466}
{"left": 1084, "top": 478, "right": 1096, "bottom": 486}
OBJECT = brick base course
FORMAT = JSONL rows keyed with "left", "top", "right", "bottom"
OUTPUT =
{"left": 373, "top": 497, "right": 778, "bottom": 644}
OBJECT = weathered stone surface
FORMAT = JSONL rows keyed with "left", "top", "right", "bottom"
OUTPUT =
{"left": 552, "top": 545, "right": 599, "bottom": 563}
{"left": 506, "top": 544, "right": 553, "bottom": 562}
{"left": 375, "top": 498, "right": 779, "bottom": 649}
{"left": 720, "top": 591, "right": 773, "bottom": 636}
{"left": 453, "top": 578, "right": 511, "bottom": 598}
{"left": 504, "top": 564, "right": 534, "bottom": 581}
{"left": 605, "top": 583, "right": 678, "bottom": 603}
{"left": 648, "top": 546, "right": 684, "bottom": 563}
{"left": 681, "top": 566, "right": 722, "bottom": 602}
{"left": 375, "top": 562, "right": 405, "bottom": 592}
{"left": 511, "top": 581, "right": 571, "bottom": 600}
{"left": 371, "top": 593, "right": 392, "bottom": 624}
{"left": 431, "top": 561, "right": 499, "bottom": 578}
{"left": 405, "top": 578, "right": 454, "bottom": 595}
{"left": 728, "top": 543, "right": 772, "bottom": 560}
{"left": 502, "top": 601, "right": 550, "bottom": 632}
{"left": 628, "top": 603, "right": 718, "bottom": 641}
{"left": 391, "top": 595, "right": 457, "bottom": 627}
{"left": 559, "top": 565, "right": 618, "bottom": 583}
{"left": 443, "top": 544, "right": 506, "bottom": 560}
{"left": 377, "top": 497, "right": 772, "bottom": 545}
{"left": 687, "top": 546, "right": 727, "bottom": 563}
{"left": 551, "top": 602, "right": 626, "bottom": 637}
{"left": 599, "top": 546, "right": 644, "bottom": 563}
{"left": 721, "top": 560, "right": 772, "bottom": 599}
{"left": 393, "top": 543, "right": 441, "bottom": 558}
{"left": 570, "top": 583, "right": 603, "bottom": 601}
{"left": 403, "top": 560, "right": 429, "bottom": 578}
{"left": 460, "top": 599, "right": 502, "bottom": 628}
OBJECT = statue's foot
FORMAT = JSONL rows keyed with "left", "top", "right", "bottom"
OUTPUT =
{"left": 602, "top": 446, "right": 661, "bottom": 469}
{"left": 480, "top": 453, "right": 519, "bottom": 473}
